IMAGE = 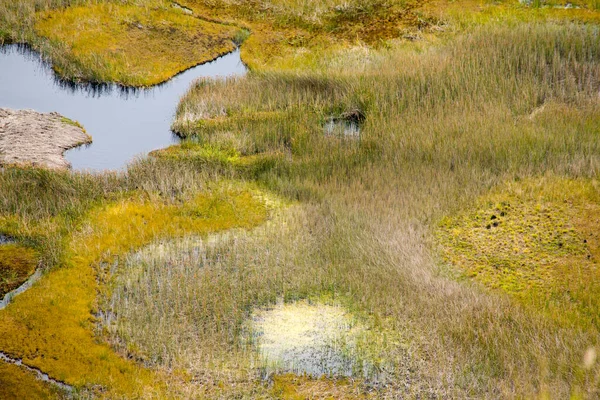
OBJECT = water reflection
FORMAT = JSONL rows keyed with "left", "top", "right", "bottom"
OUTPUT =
{"left": 0, "top": 44, "right": 247, "bottom": 171}
{"left": 0, "top": 234, "right": 14, "bottom": 245}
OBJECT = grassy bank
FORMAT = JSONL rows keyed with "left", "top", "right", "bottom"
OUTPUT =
{"left": 35, "top": 2, "right": 241, "bottom": 86}
{"left": 1, "top": 0, "right": 243, "bottom": 86}
{"left": 3, "top": 0, "right": 600, "bottom": 83}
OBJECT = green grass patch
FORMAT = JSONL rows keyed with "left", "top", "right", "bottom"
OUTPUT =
{"left": 59, "top": 116, "right": 85, "bottom": 132}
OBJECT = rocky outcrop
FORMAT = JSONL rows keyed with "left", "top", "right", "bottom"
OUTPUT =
{"left": 0, "top": 108, "right": 92, "bottom": 170}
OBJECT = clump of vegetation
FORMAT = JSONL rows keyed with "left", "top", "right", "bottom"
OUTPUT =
{"left": 59, "top": 116, "right": 85, "bottom": 132}
{"left": 34, "top": 2, "right": 242, "bottom": 85}
{"left": 0, "top": 244, "right": 38, "bottom": 297}
{"left": 178, "top": 0, "right": 439, "bottom": 70}
{"left": 150, "top": 140, "right": 286, "bottom": 180}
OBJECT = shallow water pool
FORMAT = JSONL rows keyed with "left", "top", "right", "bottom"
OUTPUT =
{"left": 0, "top": 45, "right": 247, "bottom": 171}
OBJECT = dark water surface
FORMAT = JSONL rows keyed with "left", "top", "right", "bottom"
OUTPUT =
{"left": 0, "top": 45, "right": 247, "bottom": 171}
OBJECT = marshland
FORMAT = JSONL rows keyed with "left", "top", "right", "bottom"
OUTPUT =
{"left": 1, "top": 0, "right": 600, "bottom": 398}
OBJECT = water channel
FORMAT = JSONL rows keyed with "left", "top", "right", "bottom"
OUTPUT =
{"left": 0, "top": 45, "right": 247, "bottom": 171}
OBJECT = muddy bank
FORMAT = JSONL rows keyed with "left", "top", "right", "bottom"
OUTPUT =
{"left": 0, "top": 108, "right": 91, "bottom": 170}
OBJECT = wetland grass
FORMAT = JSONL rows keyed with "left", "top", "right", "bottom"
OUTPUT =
{"left": 147, "top": 22, "right": 600, "bottom": 397}
{"left": 0, "top": 244, "right": 38, "bottom": 298}
{"left": 2, "top": 0, "right": 600, "bottom": 398}
{"left": 34, "top": 2, "right": 242, "bottom": 86}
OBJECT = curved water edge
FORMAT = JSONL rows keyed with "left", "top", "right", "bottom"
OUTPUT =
{"left": 0, "top": 44, "right": 247, "bottom": 171}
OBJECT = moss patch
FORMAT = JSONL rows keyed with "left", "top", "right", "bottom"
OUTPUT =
{"left": 0, "top": 244, "right": 38, "bottom": 298}
{"left": 0, "top": 184, "right": 268, "bottom": 397}
{"left": 178, "top": 0, "right": 434, "bottom": 71}
{"left": 422, "top": 0, "right": 600, "bottom": 30}
{"left": 34, "top": 3, "right": 241, "bottom": 86}
{"left": 436, "top": 176, "right": 600, "bottom": 329}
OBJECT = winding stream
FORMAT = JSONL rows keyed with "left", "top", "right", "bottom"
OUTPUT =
{"left": 0, "top": 45, "right": 247, "bottom": 171}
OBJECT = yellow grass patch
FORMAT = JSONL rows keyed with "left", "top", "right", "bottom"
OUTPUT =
{"left": 34, "top": 3, "right": 241, "bottom": 86}
{"left": 150, "top": 142, "right": 285, "bottom": 177}
{"left": 0, "top": 185, "right": 268, "bottom": 397}
{"left": 437, "top": 176, "right": 600, "bottom": 329}
{"left": 422, "top": 0, "right": 600, "bottom": 28}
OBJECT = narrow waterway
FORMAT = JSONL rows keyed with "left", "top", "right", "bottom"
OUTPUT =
{"left": 0, "top": 45, "right": 247, "bottom": 171}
